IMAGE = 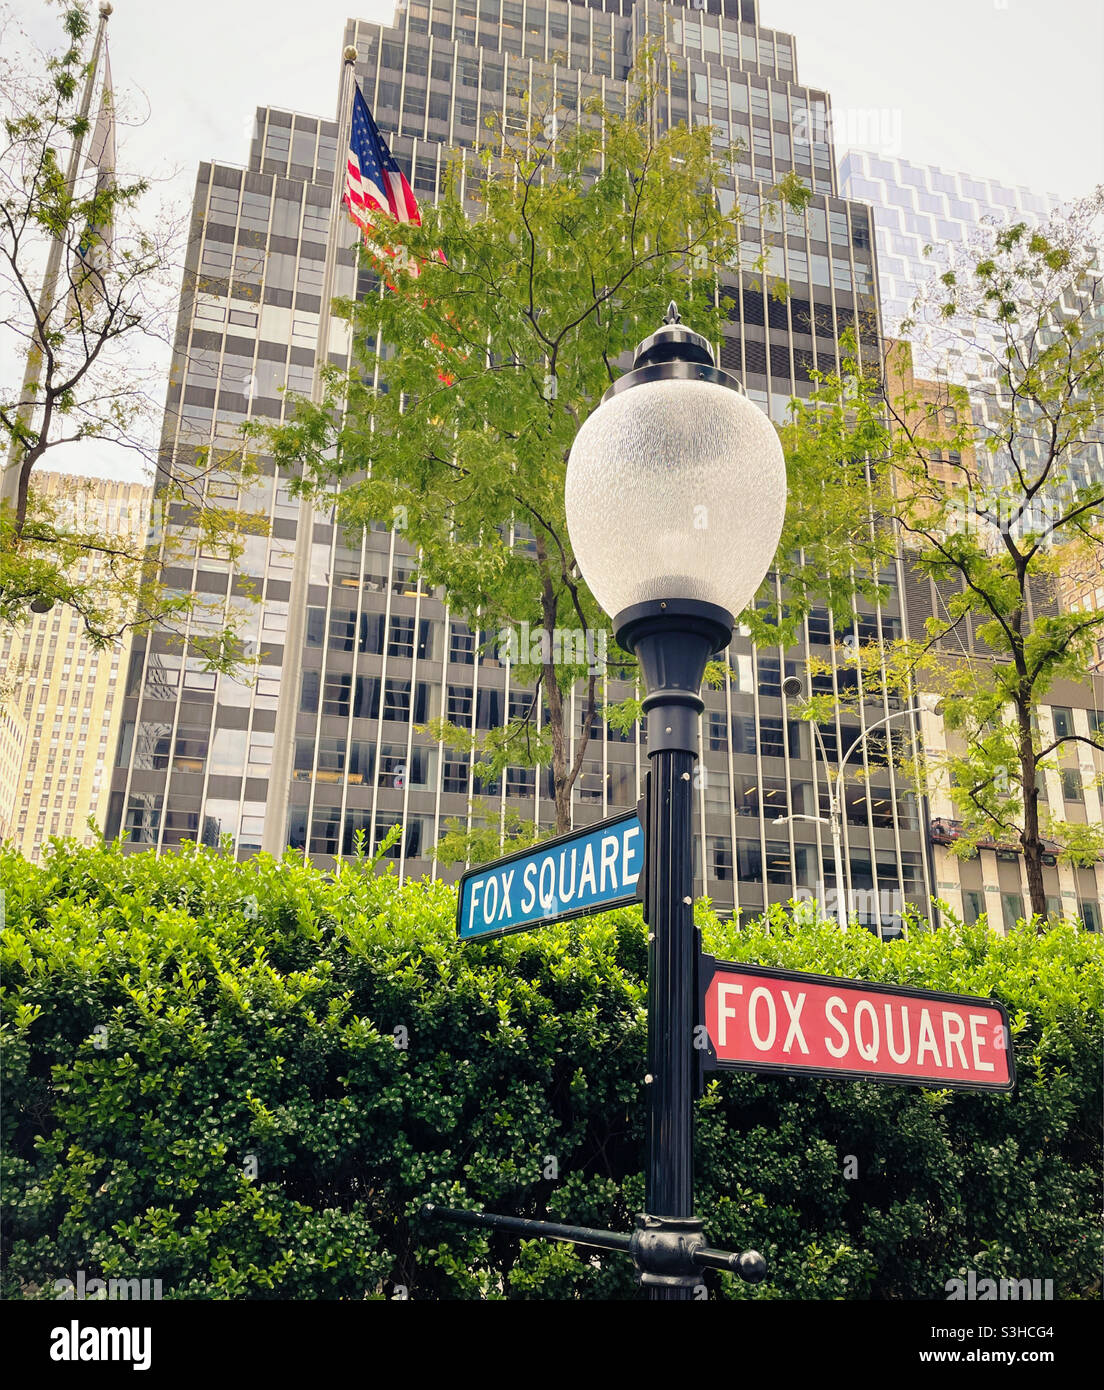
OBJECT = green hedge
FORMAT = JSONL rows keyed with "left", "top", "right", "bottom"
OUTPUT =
{"left": 1, "top": 838, "right": 1100, "bottom": 1300}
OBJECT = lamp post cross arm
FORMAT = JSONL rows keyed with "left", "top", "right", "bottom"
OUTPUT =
{"left": 833, "top": 704, "right": 929, "bottom": 817}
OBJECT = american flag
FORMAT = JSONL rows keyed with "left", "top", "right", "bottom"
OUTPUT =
{"left": 343, "top": 85, "right": 421, "bottom": 235}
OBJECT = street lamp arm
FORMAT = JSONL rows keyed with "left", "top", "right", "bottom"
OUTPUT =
{"left": 810, "top": 718, "right": 834, "bottom": 784}
{"left": 833, "top": 705, "right": 927, "bottom": 816}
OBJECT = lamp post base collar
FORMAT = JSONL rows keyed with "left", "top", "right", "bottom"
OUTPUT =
{"left": 614, "top": 599, "right": 734, "bottom": 757}
{"left": 613, "top": 597, "right": 735, "bottom": 654}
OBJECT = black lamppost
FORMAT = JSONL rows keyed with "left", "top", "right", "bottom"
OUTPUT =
{"left": 565, "top": 306, "right": 787, "bottom": 1298}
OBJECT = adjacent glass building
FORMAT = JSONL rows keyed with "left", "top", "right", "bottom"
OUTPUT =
{"left": 840, "top": 153, "right": 1103, "bottom": 924}
{"left": 107, "top": 1, "right": 933, "bottom": 931}
{"left": 838, "top": 151, "right": 1064, "bottom": 376}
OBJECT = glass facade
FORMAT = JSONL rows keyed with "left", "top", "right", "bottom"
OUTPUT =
{"left": 108, "top": 1, "right": 935, "bottom": 931}
{"left": 840, "top": 152, "right": 1104, "bottom": 923}
{"left": 837, "top": 151, "right": 1065, "bottom": 379}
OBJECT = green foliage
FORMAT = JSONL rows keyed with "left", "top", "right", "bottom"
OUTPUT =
{"left": 0, "top": 4, "right": 265, "bottom": 665}
{"left": 1, "top": 841, "right": 1099, "bottom": 1300}
{"left": 432, "top": 799, "right": 549, "bottom": 868}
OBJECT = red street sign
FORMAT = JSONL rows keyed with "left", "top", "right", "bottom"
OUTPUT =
{"left": 700, "top": 957, "right": 1014, "bottom": 1092}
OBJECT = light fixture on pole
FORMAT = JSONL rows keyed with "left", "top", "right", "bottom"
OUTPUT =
{"left": 778, "top": 674, "right": 944, "bottom": 934}
{"left": 565, "top": 304, "right": 785, "bottom": 1299}
{"left": 780, "top": 673, "right": 847, "bottom": 929}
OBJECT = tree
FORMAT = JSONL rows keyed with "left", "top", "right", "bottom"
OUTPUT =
{"left": 784, "top": 190, "right": 1104, "bottom": 919}
{"left": 268, "top": 55, "right": 817, "bottom": 842}
{"left": 0, "top": 1, "right": 264, "bottom": 666}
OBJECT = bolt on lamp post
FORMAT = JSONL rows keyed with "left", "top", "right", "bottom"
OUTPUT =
{"left": 565, "top": 305, "right": 786, "bottom": 1299}
{"left": 777, "top": 675, "right": 943, "bottom": 933}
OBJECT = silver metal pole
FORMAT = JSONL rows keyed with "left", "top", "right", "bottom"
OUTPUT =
{"left": 829, "top": 805, "right": 847, "bottom": 931}
{"left": 1, "top": 2, "right": 113, "bottom": 515}
{"left": 831, "top": 705, "right": 927, "bottom": 935}
{"left": 810, "top": 719, "right": 848, "bottom": 930}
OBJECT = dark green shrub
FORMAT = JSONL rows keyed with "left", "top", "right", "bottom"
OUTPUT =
{"left": 1, "top": 839, "right": 1099, "bottom": 1299}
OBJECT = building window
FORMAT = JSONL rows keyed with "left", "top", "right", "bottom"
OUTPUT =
{"left": 442, "top": 759, "right": 469, "bottom": 794}
{"left": 322, "top": 673, "right": 352, "bottom": 718}
{"left": 307, "top": 813, "right": 340, "bottom": 856}
{"left": 475, "top": 688, "right": 502, "bottom": 729}
{"left": 710, "top": 836, "right": 733, "bottom": 881}
{"left": 758, "top": 718, "right": 787, "bottom": 759}
{"left": 806, "top": 608, "right": 832, "bottom": 645}
{"left": 172, "top": 731, "right": 209, "bottom": 775}
{"left": 509, "top": 689, "right": 537, "bottom": 724}
{"left": 383, "top": 680, "right": 412, "bottom": 721}
{"left": 447, "top": 685, "right": 473, "bottom": 721}
{"left": 388, "top": 616, "right": 416, "bottom": 658}
{"left": 1060, "top": 769, "right": 1083, "bottom": 803}
{"left": 577, "top": 770, "right": 603, "bottom": 804}
{"left": 708, "top": 711, "right": 728, "bottom": 751}
{"left": 1051, "top": 706, "right": 1074, "bottom": 739}
{"left": 449, "top": 623, "right": 475, "bottom": 664}
{"left": 124, "top": 794, "right": 162, "bottom": 844}
{"left": 247, "top": 733, "right": 273, "bottom": 771}
{"left": 765, "top": 841, "right": 811, "bottom": 887}
{"left": 377, "top": 745, "right": 408, "bottom": 788}
{"left": 1002, "top": 893, "right": 1025, "bottom": 931}
{"left": 736, "top": 840, "right": 762, "bottom": 882}
{"left": 371, "top": 817, "right": 421, "bottom": 859}
{"left": 505, "top": 766, "right": 534, "bottom": 797}
{"left": 392, "top": 567, "right": 419, "bottom": 596}
{"left": 354, "top": 677, "right": 381, "bottom": 720}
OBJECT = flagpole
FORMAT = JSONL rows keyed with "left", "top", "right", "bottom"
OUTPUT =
{"left": 261, "top": 43, "right": 360, "bottom": 858}
{"left": 1, "top": 1, "right": 113, "bottom": 517}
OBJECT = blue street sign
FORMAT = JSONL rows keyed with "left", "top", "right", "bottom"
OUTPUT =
{"left": 456, "top": 809, "right": 644, "bottom": 940}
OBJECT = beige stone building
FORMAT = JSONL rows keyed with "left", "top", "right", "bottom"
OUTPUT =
{"left": 0, "top": 698, "right": 28, "bottom": 841}
{"left": 1056, "top": 563, "right": 1104, "bottom": 675}
{"left": 0, "top": 472, "right": 151, "bottom": 860}
{"left": 919, "top": 681, "right": 1104, "bottom": 932}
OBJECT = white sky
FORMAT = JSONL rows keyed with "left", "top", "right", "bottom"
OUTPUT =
{"left": 7, "top": 0, "right": 1104, "bottom": 482}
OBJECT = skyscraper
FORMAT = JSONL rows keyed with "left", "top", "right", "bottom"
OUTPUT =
{"left": 108, "top": 2, "right": 932, "bottom": 932}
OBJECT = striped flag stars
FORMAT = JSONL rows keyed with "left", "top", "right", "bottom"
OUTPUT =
{"left": 343, "top": 84, "right": 421, "bottom": 236}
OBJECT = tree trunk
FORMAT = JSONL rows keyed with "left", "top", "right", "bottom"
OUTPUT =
{"left": 535, "top": 542, "right": 572, "bottom": 835}
{"left": 534, "top": 540, "right": 594, "bottom": 835}
{"left": 543, "top": 660, "right": 571, "bottom": 835}
{"left": 1017, "top": 704, "right": 1047, "bottom": 923}
{"left": 12, "top": 395, "right": 49, "bottom": 534}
